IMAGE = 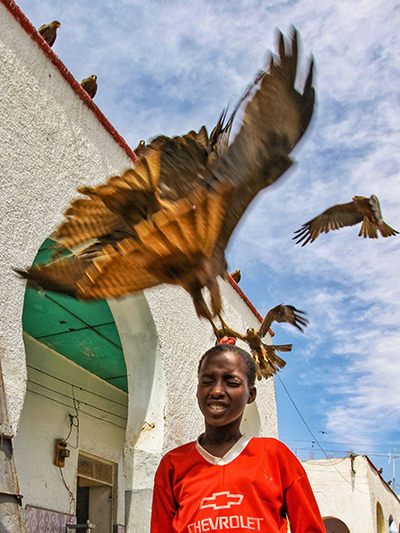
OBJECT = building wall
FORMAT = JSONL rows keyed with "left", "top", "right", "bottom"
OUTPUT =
{"left": 303, "top": 456, "right": 400, "bottom": 533}
{"left": 0, "top": 0, "right": 135, "bottom": 430}
{"left": 14, "top": 334, "right": 128, "bottom": 525}
{"left": 2, "top": 3, "right": 278, "bottom": 531}
{"left": 108, "top": 280, "right": 278, "bottom": 531}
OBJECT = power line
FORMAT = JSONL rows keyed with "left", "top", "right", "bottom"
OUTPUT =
{"left": 27, "top": 364, "right": 128, "bottom": 407}
{"left": 26, "top": 387, "right": 126, "bottom": 430}
{"left": 28, "top": 379, "right": 127, "bottom": 421}
{"left": 276, "top": 375, "right": 370, "bottom": 495}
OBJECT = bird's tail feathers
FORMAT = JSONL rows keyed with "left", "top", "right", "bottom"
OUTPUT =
{"left": 358, "top": 217, "right": 378, "bottom": 238}
{"left": 378, "top": 221, "right": 399, "bottom": 238}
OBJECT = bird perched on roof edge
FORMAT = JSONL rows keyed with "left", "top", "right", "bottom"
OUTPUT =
{"left": 38, "top": 20, "right": 61, "bottom": 47}
{"left": 230, "top": 269, "right": 241, "bottom": 284}
{"left": 80, "top": 75, "right": 98, "bottom": 99}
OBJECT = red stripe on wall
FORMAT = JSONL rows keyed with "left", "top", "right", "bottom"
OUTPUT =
{"left": 1, "top": 0, "right": 137, "bottom": 164}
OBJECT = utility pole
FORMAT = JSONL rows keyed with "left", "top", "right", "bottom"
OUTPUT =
{"left": 0, "top": 357, "right": 25, "bottom": 532}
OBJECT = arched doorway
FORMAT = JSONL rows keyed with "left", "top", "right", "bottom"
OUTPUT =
{"left": 323, "top": 517, "right": 350, "bottom": 533}
{"left": 376, "top": 502, "right": 385, "bottom": 533}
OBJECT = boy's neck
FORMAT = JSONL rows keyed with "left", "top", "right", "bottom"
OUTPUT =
{"left": 200, "top": 424, "right": 243, "bottom": 458}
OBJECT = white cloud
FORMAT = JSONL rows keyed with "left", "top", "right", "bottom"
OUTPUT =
{"left": 15, "top": 0, "right": 400, "bottom": 455}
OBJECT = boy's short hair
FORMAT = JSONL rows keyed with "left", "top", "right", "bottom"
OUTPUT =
{"left": 198, "top": 344, "right": 256, "bottom": 388}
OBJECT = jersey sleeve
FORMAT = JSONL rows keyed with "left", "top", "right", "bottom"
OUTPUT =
{"left": 151, "top": 454, "right": 179, "bottom": 533}
{"left": 276, "top": 441, "right": 325, "bottom": 533}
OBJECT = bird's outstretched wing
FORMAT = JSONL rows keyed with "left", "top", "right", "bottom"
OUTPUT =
{"left": 16, "top": 185, "right": 230, "bottom": 318}
{"left": 55, "top": 149, "right": 164, "bottom": 251}
{"left": 258, "top": 304, "right": 308, "bottom": 338}
{"left": 212, "top": 28, "right": 315, "bottom": 259}
{"left": 16, "top": 28, "right": 315, "bottom": 321}
{"left": 293, "top": 201, "right": 363, "bottom": 245}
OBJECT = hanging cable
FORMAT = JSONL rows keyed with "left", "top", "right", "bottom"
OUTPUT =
{"left": 27, "top": 364, "right": 127, "bottom": 407}
{"left": 27, "top": 387, "right": 126, "bottom": 430}
{"left": 276, "top": 375, "right": 370, "bottom": 495}
{"left": 27, "top": 378, "right": 127, "bottom": 420}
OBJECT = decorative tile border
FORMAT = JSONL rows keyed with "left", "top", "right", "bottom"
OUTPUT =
{"left": 25, "top": 505, "right": 76, "bottom": 533}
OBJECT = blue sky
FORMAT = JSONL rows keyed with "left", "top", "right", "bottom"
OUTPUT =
{"left": 15, "top": 0, "right": 400, "bottom": 488}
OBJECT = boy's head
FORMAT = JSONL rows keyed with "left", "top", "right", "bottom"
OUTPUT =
{"left": 198, "top": 344, "right": 256, "bottom": 388}
{"left": 197, "top": 345, "right": 257, "bottom": 429}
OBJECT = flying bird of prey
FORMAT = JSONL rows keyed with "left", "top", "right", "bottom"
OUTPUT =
{"left": 213, "top": 304, "right": 308, "bottom": 379}
{"left": 230, "top": 269, "right": 241, "bottom": 284}
{"left": 38, "top": 20, "right": 61, "bottom": 47}
{"left": 16, "top": 28, "right": 315, "bottom": 322}
{"left": 294, "top": 194, "right": 398, "bottom": 246}
{"left": 80, "top": 75, "right": 98, "bottom": 99}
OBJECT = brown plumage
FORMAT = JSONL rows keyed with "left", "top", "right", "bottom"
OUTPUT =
{"left": 213, "top": 304, "right": 308, "bottom": 379}
{"left": 230, "top": 269, "right": 241, "bottom": 283}
{"left": 15, "top": 28, "right": 315, "bottom": 322}
{"left": 38, "top": 20, "right": 61, "bottom": 47}
{"left": 294, "top": 194, "right": 398, "bottom": 245}
{"left": 80, "top": 75, "right": 98, "bottom": 98}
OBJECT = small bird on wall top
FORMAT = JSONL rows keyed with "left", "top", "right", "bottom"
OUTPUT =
{"left": 16, "top": 28, "right": 315, "bottom": 324}
{"left": 80, "top": 75, "right": 98, "bottom": 99}
{"left": 294, "top": 194, "right": 398, "bottom": 245}
{"left": 213, "top": 304, "right": 308, "bottom": 380}
{"left": 230, "top": 269, "right": 241, "bottom": 284}
{"left": 38, "top": 20, "right": 61, "bottom": 47}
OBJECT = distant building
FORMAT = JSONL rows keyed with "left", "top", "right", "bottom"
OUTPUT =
{"left": 0, "top": 1, "right": 277, "bottom": 531}
{"left": 303, "top": 455, "right": 400, "bottom": 532}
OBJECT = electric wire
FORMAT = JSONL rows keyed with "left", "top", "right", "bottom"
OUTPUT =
{"left": 27, "top": 364, "right": 127, "bottom": 407}
{"left": 27, "top": 378, "right": 127, "bottom": 421}
{"left": 27, "top": 387, "right": 126, "bottom": 430}
{"left": 276, "top": 375, "right": 370, "bottom": 495}
{"left": 59, "top": 466, "right": 75, "bottom": 515}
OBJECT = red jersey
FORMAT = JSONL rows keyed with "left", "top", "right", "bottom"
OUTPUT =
{"left": 151, "top": 436, "right": 324, "bottom": 533}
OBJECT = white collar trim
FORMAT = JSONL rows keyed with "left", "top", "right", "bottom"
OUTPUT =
{"left": 196, "top": 434, "right": 252, "bottom": 465}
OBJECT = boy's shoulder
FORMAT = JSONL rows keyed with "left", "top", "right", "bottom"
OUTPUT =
{"left": 249, "top": 437, "right": 294, "bottom": 456}
{"left": 163, "top": 440, "right": 197, "bottom": 460}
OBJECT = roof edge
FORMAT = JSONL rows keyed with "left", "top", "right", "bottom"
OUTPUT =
{"left": 226, "top": 273, "right": 264, "bottom": 324}
{"left": 2, "top": 0, "right": 137, "bottom": 164}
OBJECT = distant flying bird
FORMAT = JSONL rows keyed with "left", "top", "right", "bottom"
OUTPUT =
{"left": 16, "top": 28, "right": 315, "bottom": 322}
{"left": 80, "top": 75, "right": 97, "bottom": 98}
{"left": 38, "top": 20, "right": 61, "bottom": 47}
{"left": 294, "top": 194, "right": 398, "bottom": 246}
{"left": 230, "top": 269, "right": 241, "bottom": 283}
{"left": 213, "top": 304, "right": 308, "bottom": 379}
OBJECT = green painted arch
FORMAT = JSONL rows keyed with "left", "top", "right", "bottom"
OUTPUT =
{"left": 22, "top": 238, "right": 128, "bottom": 392}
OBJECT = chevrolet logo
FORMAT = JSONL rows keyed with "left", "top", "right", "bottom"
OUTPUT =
{"left": 200, "top": 491, "right": 244, "bottom": 510}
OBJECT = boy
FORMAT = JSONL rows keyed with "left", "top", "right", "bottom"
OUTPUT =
{"left": 151, "top": 344, "right": 325, "bottom": 532}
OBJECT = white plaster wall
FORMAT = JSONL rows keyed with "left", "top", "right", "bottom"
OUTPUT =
{"left": 144, "top": 280, "right": 277, "bottom": 454}
{"left": 1, "top": 5, "right": 279, "bottom": 531}
{"left": 107, "top": 280, "right": 278, "bottom": 531}
{"left": 0, "top": 2, "right": 134, "bottom": 430}
{"left": 303, "top": 456, "right": 400, "bottom": 533}
{"left": 14, "top": 334, "right": 128, "bottom": 522}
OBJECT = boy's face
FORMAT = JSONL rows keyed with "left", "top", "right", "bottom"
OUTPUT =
{"left": 197, "top": 351, "right": 256, "bottom": 428}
